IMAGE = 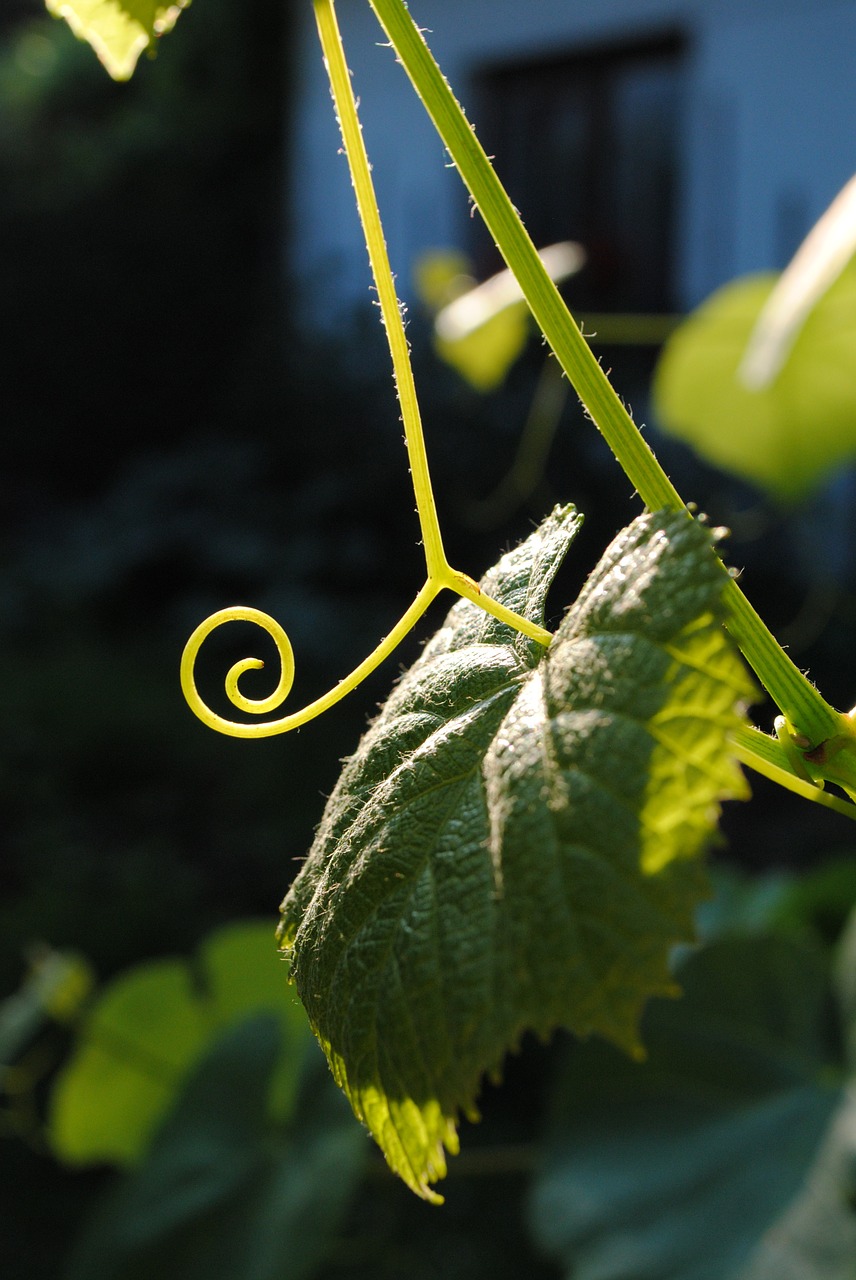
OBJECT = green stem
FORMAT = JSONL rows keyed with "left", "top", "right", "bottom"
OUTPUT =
{"left": 367, "top": 0, "right": 681, "bottom": 513}
{"left": 722, "top": 577, "right": 835, "bottom": 739}
{"left": 730, "top": 726, "right": 856, "bottom": 821}
{"left": 366, "top": 0, "right": 843, "bottom": 747}
{"left": 313, "top": 0, "right": 447, "bottom": 578}
{"left": 313, "top": 0, "right": 551, "bottom": 647}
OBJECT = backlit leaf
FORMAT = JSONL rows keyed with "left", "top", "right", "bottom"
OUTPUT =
{"left": 278, "top": 506, "right": 753, "bottom": 1199}
{"left": 45, "top": 0, "right": 189, "bottom": 80}
{"left": 653, "top": 260, "right": 856, "bottom": 503}
{"left": 413, "top": 249, "right": 528, "bottom": 391}
{"left": 435, "top": 306, "right": 529, "bottom": 392}
{"left": 49, "top": 921, "right": 311, "bottom": 1165}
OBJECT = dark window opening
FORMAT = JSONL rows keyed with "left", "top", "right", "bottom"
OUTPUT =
{"left": 474, "top": 33, "right": 686, "bottom": 313}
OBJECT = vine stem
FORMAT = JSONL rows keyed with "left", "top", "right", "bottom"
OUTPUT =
{"left": 365, "top": 0, "right": 844, "bottom": 752}
{"left": 313, "top": 0, "right": 444, "bottom": 579}
{"left": 312, "top": 0, "right": 548, "bottom": 645}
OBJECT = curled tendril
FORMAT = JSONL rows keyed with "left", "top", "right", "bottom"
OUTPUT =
{"left": 181, "top": 606, "right": 297, "bottom": 738}
{"left": 181, "top": 577, "right": 553, "bottom": 739}
{"left": 182, "top": 583, "right": 439, "bottom": 739}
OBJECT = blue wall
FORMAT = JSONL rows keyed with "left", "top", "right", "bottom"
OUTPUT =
{"left": 287, "top": 0, "right": 856, "bottom": 326}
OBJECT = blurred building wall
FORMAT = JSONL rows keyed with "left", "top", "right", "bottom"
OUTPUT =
{"left": 286, "top": 0, "right": 856, "bottom": 327}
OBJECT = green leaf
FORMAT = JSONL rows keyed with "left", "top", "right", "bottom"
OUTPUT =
{"left": 44, "top": 0, "right": 189, "bottom": 80}
{"left": 65, "top": 1015, "right": 366, "bottom": 1280}
{"left": 49, "top": 920, "right": 311, "bottom": 1165}
{"left": 770, "top": 857, "right": 856, "bottom": 950}
{"left": 279, "top": 506, "right": 753, "bottom": 1199}
{"left": 834, "top": 907, "right": 856, "bottom": 1067}
{"left": 530, "top": 935, "right": 856, "bottom": 1280}
{"left": 697, "top": 857, "right": 856, "bottom": 949}
{"left": 653, "top": 260, "right": 856, "bottom": 503}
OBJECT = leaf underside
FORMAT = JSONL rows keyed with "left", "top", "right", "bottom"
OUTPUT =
{"left": 278, "top": 505, "right": 754, "bottom": 1199}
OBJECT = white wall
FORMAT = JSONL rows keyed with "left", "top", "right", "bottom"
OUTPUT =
{"left": 287, "top": 0, "right": 856, "bottom": 327}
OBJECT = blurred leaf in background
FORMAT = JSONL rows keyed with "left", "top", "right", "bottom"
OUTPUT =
{"left": 64, "top": 1013, "right": 366, "bottom": 1280}
{"left": 415, "top": 242, "right": 585, "bottom": 394}
{"left": 49, "top": 921, "right": 313, "bottom": 1166}
{"left": 654, "top": 268, "right": 856, "bottom": 503}
{"left": 39, "top": 920, "right": 367, "bottom": 1280}
{"left": 654, "top": 177, "right": 856, "bottom": 505}
{"left": 414, "top": 248, "right": 530, "bottom": 392}
{"left": 530, "top": 924, "right": 856, "bottom": 1279}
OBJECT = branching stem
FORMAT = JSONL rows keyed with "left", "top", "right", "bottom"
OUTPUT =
{"left": 180, "top": 0, "right": 550, "bottom": 739}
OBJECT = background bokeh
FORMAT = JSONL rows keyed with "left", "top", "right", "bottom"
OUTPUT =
{"left": 3, "top": 3, "right": 856, "bottom": 1276}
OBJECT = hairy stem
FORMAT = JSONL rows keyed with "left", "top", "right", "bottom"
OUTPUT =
{"left": 314, "top": 0, "right": 550, "bottom": 646}
{"left": 365, "top": 0, "right": 843, "bottom": 748}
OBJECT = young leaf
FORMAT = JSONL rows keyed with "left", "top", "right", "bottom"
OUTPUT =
{"left": 279, "top": 506, "right": 754, "bottom": 1200}
{"left": 45, "top": 0, "right": 190, "bottom": 80}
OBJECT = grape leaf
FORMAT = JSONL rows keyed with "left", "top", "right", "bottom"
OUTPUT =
{"left": 45, "top": 0, "right": 189, "bottom": 80}
{"left": 278, "top": 506, "right": 754, "bottom": 1200}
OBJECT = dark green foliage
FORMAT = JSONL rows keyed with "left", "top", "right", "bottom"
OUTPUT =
{"left": 65, "top": 1015, "right": 366, "bottom": 1280}
{"left": 530, "top": 931, "right": 856, "bottom": 1279}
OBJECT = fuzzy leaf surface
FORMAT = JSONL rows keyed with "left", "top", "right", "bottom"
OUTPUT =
{"left": 279, "top": 506, "right": 753, "bottom": 1199}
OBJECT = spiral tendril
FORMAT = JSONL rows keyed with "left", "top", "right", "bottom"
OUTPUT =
{"left": 181, "top": 575, "right": 552, "bottom": 739}
{"left": 181, "top": 606, "right": 296, "bottom": 738}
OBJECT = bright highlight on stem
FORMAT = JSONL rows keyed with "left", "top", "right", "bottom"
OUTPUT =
{"left": 180, "top": 0, "right": 550, "bottom": 739}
